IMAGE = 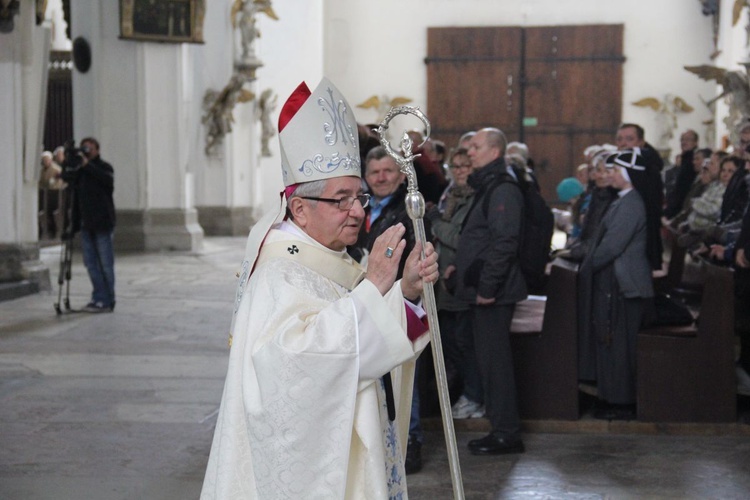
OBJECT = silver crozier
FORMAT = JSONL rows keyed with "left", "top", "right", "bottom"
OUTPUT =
{"left": 377, "top": 106, "right": 465, "bottom": 500}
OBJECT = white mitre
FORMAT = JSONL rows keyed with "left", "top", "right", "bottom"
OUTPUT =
{"left": 234, "top": 77, "right": 362, "bottom": 290}
{"left": 279, "top": 77, "right": 361, "bottom": 187}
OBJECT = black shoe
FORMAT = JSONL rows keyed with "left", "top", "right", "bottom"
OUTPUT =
{"left": 404, "top": 438, "right": 422, "bottom": 474}
{"left": 468, "top": 434, "right": 525, "bottom": 455}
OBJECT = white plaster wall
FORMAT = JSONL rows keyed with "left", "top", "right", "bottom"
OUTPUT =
{"left": 324, "top": 0, "right": 718, "bottom": 155}
{"left": 192, "top": 1, "right": 235, "bottom": 209}
{"left": 0, "top": 31, "right": 24, "bottom": 243}
{"left": 252, "top": 0, "right": 324, "bottom": 215}
{"left": 72, "top": 1, "right": 143, "bottom": 210}
{"left": 142, "top": 44, "right": 185, "bottom": 209}
{"left": 227, "top": 95, "right": 258, "bottom": 208}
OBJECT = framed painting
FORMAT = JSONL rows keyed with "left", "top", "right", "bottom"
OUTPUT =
{"left": 120, "top": 0, "right": 205, "bottom": 43}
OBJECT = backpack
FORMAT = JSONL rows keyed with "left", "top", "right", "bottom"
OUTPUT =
{"left": 482, "top": 176, "right": 554, "bottom": 293}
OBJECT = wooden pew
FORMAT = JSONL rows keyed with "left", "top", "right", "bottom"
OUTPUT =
{"left": 510, "top": 263, "right": 579, "bottom": 420}
{"left": 637, "top": 263, "right": 736, "bottom": 422}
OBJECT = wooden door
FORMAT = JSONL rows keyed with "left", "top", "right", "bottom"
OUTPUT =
{"left": 427, "top": 25, "right": 624, "bottom": 201}
{"left": 426, "top": 27, "right": 523, "bottom": 148}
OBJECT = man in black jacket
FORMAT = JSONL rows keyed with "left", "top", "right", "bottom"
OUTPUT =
{"left": 664, "top": 129, "right": 698, "bottom": 219}
{"left": 453, "top": 127, "right": 527, "bottom": 455}
{"left": 615, "top": 123, "right": 664, "bottom": 271}
{"left": 64, "top": 137, "right": 116, "bottom": 313}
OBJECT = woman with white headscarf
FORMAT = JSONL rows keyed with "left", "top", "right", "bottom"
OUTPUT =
{"left": 577, "top": 149, "right": 654, "bottom": 420}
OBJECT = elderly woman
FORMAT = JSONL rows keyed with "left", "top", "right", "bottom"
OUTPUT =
{"left": 665, "top": 149, "right": 721, "bottom": 230}
{"left": 427, "top": 148, "right": 485, "bottom": 419}
{"left": 684, "top": 156, "right": 744, "bottom": 255}
{"left": 38, "top": 151, "right": 66, "bottom": 239}
{"left": 558, "top": 151, "right": 618, "bottom": 262}
{"left": 39, "top": 151, "right": 64, "bottom": 190}
{"left": 677, "top": 155, "right": 733, "bottom": 240}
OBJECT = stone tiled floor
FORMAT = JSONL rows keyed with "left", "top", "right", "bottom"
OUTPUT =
{"left": 1, "top": 237, "right": 749, "bottom": 499}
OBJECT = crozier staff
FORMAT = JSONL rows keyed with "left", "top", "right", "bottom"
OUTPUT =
{"left": 201, "top": 77, "right": 438, "bottom": 499}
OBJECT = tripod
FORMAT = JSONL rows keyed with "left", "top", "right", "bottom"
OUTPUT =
{"left": 54, "top": 186, "right": 77, "bottom": 315}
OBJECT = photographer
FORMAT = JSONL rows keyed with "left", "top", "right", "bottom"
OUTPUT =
{"left": 62, "top": 137, "right": 116, "bottom": 313}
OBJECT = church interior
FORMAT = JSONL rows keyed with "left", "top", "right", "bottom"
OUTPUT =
{"left": 1, "top": 0, "right": 750, "bottom": 498}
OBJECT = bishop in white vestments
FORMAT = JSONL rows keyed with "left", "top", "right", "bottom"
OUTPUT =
{"left": 201, "top": 78, "right": 436, "bottom": 499}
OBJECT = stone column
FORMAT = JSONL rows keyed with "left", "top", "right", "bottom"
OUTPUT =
{"left": 0, "top": 3, "right": 51, "bottom": 300}
{"left": 139, "top": 44, "right": 204, "bottom": 251}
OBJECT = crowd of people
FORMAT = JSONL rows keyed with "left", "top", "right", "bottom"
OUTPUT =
{"left": 353, "top": 125, "right": 540, "bottom": 463}
{"left": 554, "top": 124, "right": 750, "bottom": 418}
{"left": 356, "top": 120, "right": 750, "bottom": 453}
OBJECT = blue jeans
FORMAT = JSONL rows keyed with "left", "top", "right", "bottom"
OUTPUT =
{"left": 80, "top": 229, "right": 115, "bottom": 307}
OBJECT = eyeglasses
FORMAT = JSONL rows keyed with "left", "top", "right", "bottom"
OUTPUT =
{"left": 450, "top": 163, "right": 471, "bottom": 170}
{"left": 299, "top": 194, "right": 370, "bottom": 210}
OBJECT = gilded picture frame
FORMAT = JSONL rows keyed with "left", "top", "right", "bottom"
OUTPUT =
{"left": 120, "top": 0, "right": 205, "bottom": 44}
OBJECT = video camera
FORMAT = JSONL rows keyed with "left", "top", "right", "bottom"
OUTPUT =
{"left": 60, "top": 139, "right": 91, "bottom": 181}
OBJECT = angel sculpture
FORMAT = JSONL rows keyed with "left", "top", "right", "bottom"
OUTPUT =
{"left": 357, "top": 95, "right": 413, "bottom": 123}
{"left": 731, "top": 0, "right": 750, "bottom": 44}
{"left": 202, "top": 74, "right": 255, "bottom": 155}
{"left": 685, "top": 64, "right": 750, "bottom": 146}
{"left": 257, "top": 88, "right": 277, "bottom": 157}
{"left": 631, "top": 95, "right": 694, "bottom": 149}
{"left": 231, "top": 0, "right": 279, "bottom": 63}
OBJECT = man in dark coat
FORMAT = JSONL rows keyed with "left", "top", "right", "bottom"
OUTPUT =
{"left": 615, "top": 123, "right": 664, "bottom": 271}
{"left": 63, "top": 137, "right": 116, "bottom": 312}
{"left": 664, "top": 129, "right": 699, "bottom": 219}
{"left": 453, "top": 127, "right": 527, "bottom": 455}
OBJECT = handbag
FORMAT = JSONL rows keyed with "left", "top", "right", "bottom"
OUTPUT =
{"left": 643, "top": 293, "right": 694, "bottom": 327}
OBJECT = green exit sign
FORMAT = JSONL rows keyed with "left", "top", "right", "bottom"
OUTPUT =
{"left": 522, "top": 117, "right": 538, "bottom": 127}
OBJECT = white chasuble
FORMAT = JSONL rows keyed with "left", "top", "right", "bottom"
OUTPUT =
{"left": 201, "top": 223, "right": 429, "bottom": 499}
